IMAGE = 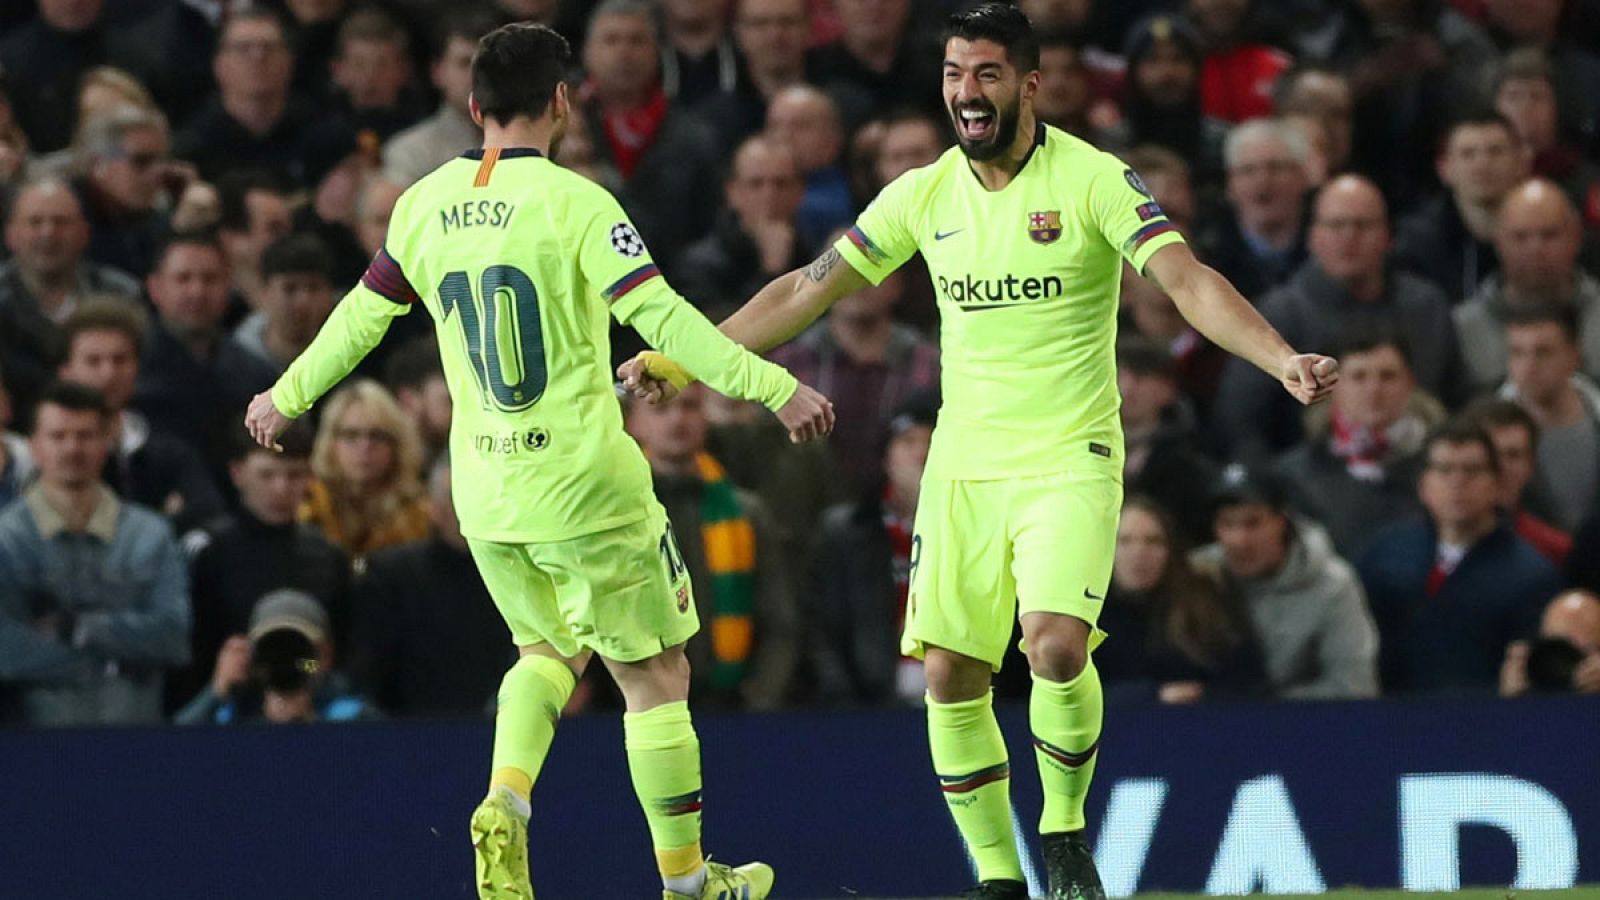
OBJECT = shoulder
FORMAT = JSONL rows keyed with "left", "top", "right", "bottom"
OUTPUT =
{"left": 1391, "top": 270, "right": 1449, "bottom": 308}
{"left": 117, "top": 500, "right": 177, "bottom": 545}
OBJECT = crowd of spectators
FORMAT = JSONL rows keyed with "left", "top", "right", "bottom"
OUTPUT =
{"left": 4, "top": 0, "right": 1600, "bottom": 728}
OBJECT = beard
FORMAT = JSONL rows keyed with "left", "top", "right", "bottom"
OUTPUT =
{"left": 951, "top": 91, "right": 1023, "bottom": 162}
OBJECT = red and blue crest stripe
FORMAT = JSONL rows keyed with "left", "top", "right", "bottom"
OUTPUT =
{"left": 845, "top": 226, "right": 887, "bottom": 265}
{"left": 361, "top": 247, "right": 418, "bottom": 305}
{"left": 603, "top": 263, "right": 661, "bottom": 302}
{"left": 656, "top": 790, "right": 703, "bottom": 816}
{"left": 1124, "top": 220, "right": 1177, "bottom": 256}
{"left": 938, "top": 761, "right": 1010, "bottom": 794}
{"left": 1033, "top": 735, "right": 1098, "bottom": 769}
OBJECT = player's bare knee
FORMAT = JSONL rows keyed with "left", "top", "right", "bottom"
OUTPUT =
{"left": 1023, "top": 615, "right": 1090, "bottom": 682}
{"left": 923, "top": 646, "right": 991, "bottom": 703}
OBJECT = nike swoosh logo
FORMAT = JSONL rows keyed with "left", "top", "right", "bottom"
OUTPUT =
{"left": 1084, "top": 588, "right": 1104, "bottom": 601}
{"left": 934, "top": 229, "right": 964, "bottom": 240}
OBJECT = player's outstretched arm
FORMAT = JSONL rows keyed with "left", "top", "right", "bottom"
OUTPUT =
{"left": 244, "top": 280, "right": 409, "bottom": 450}
{"left": 618, "top": 247, "right": 868, "bottom": 404}
{"left": 719, "top": 247, "right": 871, "bottom": 353}
{"left": 1143, "top": 242, "right": 1338, "bottom": 405}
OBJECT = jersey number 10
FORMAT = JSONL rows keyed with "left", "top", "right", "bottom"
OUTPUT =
{"left": 438, "top": 265, "right": 547, "bottom": 412}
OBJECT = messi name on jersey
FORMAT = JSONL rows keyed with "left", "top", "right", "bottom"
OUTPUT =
{"left": 440, "top": 199, "right": 518, "bottom": 234}
{"left": 936, "top": 271, "right": 1064, "bottom": 308}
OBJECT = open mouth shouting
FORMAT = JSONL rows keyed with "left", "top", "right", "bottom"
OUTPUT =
{"left": 955, "top": 102, "right": 998, "bottom": 144}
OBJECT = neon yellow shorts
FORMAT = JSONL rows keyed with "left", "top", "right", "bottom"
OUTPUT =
{"left": 903, "top": 471, "right": 1121, "bottom": 669}
{"left": 467, "top": 503, "right": 698, "bottom": 662}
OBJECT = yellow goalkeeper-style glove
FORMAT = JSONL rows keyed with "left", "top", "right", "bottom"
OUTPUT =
{"left": 635, "top": 351, "right": 694, "bottom": 389}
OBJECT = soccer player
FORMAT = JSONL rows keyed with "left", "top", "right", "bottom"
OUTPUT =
{"left": 621, "top": 5, "right": 1338, "bottom": 899}
{"left": 243, "top": 23, "right": 832, "bottom": 900}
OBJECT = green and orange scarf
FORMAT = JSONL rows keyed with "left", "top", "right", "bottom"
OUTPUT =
{"left": 695, "top": 453, "right": 756, "bottom": 691}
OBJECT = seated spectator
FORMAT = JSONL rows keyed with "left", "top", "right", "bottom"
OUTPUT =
{"left": 30, "top": 65, "right": 161, "bottom": 178}
{"left": 674, "top": 136, "right": 812, "bottom": 311}
{"left": 1480, "top": 0, "right": 1600, "bottom": 155}
{"left": 216, "top": 170, "right": 293, "bottom": 320}
{"left": 0, "top": 362, "right": 34, "bottom": 507}
{"left": 1190, "top": 464, "right": 1380, "bottom": 699}
{"left": 1311, "top": 0, "right": 1497, "bottom": 210}
{"left": 1101, "top": 16, "right": 1228, "bottom": 187}
{"left": 0, "top": 0, "right": 166, "bottom": 153}
{"left": 1456, "top": 179, "right": 1600, "bottom": 393}
{"left": 1465, "top": 398, "right": 1572, "bottom": 565}
{"left": 768, "top": 263, "right": 939, "bottom": 491}
{"left": 1117, "top": 337, "right": 1217, "bottom": 547}
{"left": 1274, "top": 329, "right": 1437, "bottom": 560}
{"left": 58, "top": 299, "right": 223, "bottom": 533}
{"left": 324, "top": 8, "right": 425, "bottom": 146}
{"left": 179, "top": 421, "right": 348, "bottom": 712}
{"left": 347, "top": 455, "right": 510, "bottom": 716}
{"left": 1497, "top": 304, "right": 1600, "bottom": 532}
{"left": 1501, "top": 590, "right": 1600, "bottom": 696}
{"left": 872, "top": 108, "right": 947, "bottom": 190}
{"left": 1217, "top": 174, "right": 1463, "bottom": 459}
{"left": 1358, "top": 420, "right": 1562, "bottom": 694}
{"left": 382, "top": 10, "right": 493, "bottom": 187}
{"left": 72, "top": 106, "right": 182, "bottom": 281}
{"left": 1099, "top": 495, "right": 1265, "bottom": 704}
{"left": 696, "top": 0, "right": 815, "bottom": 148}
{"left": 301, "top": 379, "right": 431, "bottom": 565}
{"left": 1033, "top": 28, "right": 1094, "bottom": 139}
{"left": 1492, "top": 49, "right": 1600, "bottom": 234}
{"left": 233, "top": 233, "right": 337, "bottom": 375}
{"left": 174, "top": 8, "right": 321, "bottom": 186}
{"left": 0, "top": 382, "right": 189, "bottom": 726}
{"left": 1183, "top": 0, "right": 1292, "bottom": 124}
{"left": 1195, "top": 119, "right": 1309, "bottom": 303}
{"left": 1393, "top": 112, "right": 1528, "bottom": 303}
{"left": 281, "top": 0, "right": 348, "bottom": 99}
{"left": 659, "top": 0, "right": 740, "bottom": 106}
{"left": 1275, "top": 65, "right": 1354, "bottom": 181}
{"left": 578, "top": 1, "right": 720, "bottom": 266}
{"left": 175, "top": 589, "right": 374, "bottom": 725}
{"left": 0, "top": 177, "right": 141, "bottom": 421}
{"left": 384, "top": 335, "right": 451, "bottom": 466}
{"left": 132, "top": 232, "right": 278, "bottom": 476}
{"left": 811, "top": 0, "right": 940, "bottom": 127}
{"left": 354, "top": 175, "right": 404, "bottom": 260}
{"left": 624, "top": 383, "right": 796, "bottom": 710}
{"left": 765, "top": 85, "right": 855, "bottom": 247}
{"left": 809, "top": 395, "right": 932, "bottom": 707}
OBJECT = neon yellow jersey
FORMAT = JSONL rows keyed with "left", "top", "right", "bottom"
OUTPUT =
{"left": 272, "top": 148, "right": 795, "bottom": 543}
{"left": 834, "top": 124, "right": 1184, "bottom": 481}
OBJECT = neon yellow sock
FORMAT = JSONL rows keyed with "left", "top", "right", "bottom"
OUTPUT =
{"left": 1030, "top": 661, "right": 1103, "bottom": 834}
{"left": 623, "top": 701, "right": 705, "bottom": 877}
{"left": 928, "top": 691, "right": 1023, "bottom": 882}
{"left": 488, "top": 654, "right": 576, "bottom": 803}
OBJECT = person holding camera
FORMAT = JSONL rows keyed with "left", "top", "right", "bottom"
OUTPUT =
{"left": 175, "top": 588, "right": 373, "bottom": 725}
{"left": 1500, "top": 589, "right": 1600, "bottom": 695}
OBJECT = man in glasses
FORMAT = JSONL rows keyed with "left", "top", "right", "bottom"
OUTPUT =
{"left": 1357, "top": 419, "right": 1562, "bottom": 694}
{"left": 173, "top": 7, "right": 321, "bottom": 188}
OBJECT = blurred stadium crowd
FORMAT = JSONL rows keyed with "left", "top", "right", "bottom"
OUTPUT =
{"left": 2, "top": 0, "right": 1600, "bottom": 728}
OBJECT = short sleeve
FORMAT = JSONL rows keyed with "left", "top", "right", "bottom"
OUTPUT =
{"left": 833, "top": 169, "right": 921, "bottom": 285}
{"left": 1087, "top": 153, "right": 1185, "bottom": 274}
{"left": 573, "top": 185, "right": 663, "bottom": 311}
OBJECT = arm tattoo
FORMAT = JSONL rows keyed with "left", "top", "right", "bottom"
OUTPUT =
{"left": 803, "top": 247, "right": 843, "bottom": 284}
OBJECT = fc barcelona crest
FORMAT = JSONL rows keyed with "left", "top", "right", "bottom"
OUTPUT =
{"left": 1028, "top": 210, "right": 1063, "bottom": 244}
